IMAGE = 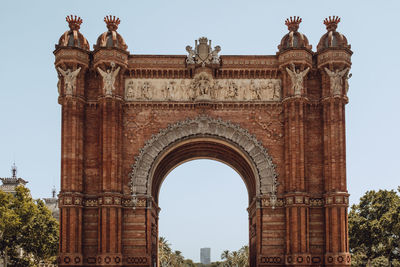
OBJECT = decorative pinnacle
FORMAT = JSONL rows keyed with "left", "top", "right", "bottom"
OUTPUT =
{"left": 324, "top": 16, "right": 341, "bottom": 31}
{"left": 104, "top": 15, "right": 120, "bottom": 31}
{"left": 66, "top": 15, "right": 82, "bottom": 31}
{"left": 11, "top": 162, "right": 17, "bottom": 178}
{"left": 285, "top": 16, "right": 302, "bottom": 32}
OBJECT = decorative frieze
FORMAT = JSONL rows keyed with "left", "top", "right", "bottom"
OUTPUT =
{"left": 261, "top": 197, "right": 324, "bottom": 207}
{"left": 125, "top": 73, "right": 281, "bottom": 102}
{"left": 317, "top": 50, "right": 352, "bottom": 68}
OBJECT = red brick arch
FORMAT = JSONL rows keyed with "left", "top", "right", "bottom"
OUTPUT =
{"left": 56, "top": 17, "right": 352, "bottom": 266}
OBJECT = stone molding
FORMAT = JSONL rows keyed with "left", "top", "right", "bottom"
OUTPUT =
{"left": 129, "top": 115, "right": 278, "bottom": 205}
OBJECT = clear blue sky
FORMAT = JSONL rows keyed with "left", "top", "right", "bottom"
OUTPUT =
{"left": 1, "top": 0, "right": 399, "bottom": 262}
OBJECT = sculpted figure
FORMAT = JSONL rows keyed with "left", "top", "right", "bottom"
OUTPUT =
{"left": 191, "top": 73, "right": 212, "bottom": 99}
{"left": 345, "top": 72, "right": 352, "bottom": 94}
{"left": 250, "top": 80, "right": 261, "bottom": 100}
{"left": 324, "top": 67, "right": 349, "bottom": 95}
{"left": 226, "top": 81, "right": 239, "bottom": 99}
{"left": 211, "top": 45, "right": 221, "bottom": 64}
{"left": 125, "top": 81, "right": 136, "bottom": 100}
{"left": 165, "top": 81, "right": 176, "bottom": 100}
{"left": 97, "top": 62, "right": 120, "bottom": 95}
{"left": 286, "top": 64, "right": 310, "bottom": 96}
{"left": 272, "top": 80, "right": 282, "bottom": 100}
{"left": 142, "top": 81, "right": 151, "bottom": 100}
{"left": 266, "top": 81, "right": 274, "bottom": 99}
{"left": 212, "top": 80, "right": 223, "bottom": 99}
{"left": 57, "top": 67, "right": 81, "bottom": 95}
{"left": 186, "top": 45, "right": 196, "bottom": 64}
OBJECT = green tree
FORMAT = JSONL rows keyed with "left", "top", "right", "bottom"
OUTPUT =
{"left": 220, "top": 246, "right": 249, "bottom": 267}
{"left": 171, "top": 250, "right": 184, "bottom": 266}
{"left": 159, "top": 237, "right": 172, "bottom": 267}
{"left": 349, "top": 188, "right": 400, "bottom": 266}
{"left": 183, "top": 258, "right": 196, "bottom": 267}
{"left": 0, "top": 190, "right": 20, "bottom": 266}
{"left": 0, "top": 186, "right": 59, "bottom": 266}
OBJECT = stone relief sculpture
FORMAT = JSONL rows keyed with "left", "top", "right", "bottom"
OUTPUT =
{"left": 344, "top": 72, "right": 352, "bottom": 94}
{"left": 124, "top": 76, "right": 282, "bottom": 102}
{"left": 226, "top": 81, "right": 239, "bottom": 99}
{"left": 186, "top": 37, "right": 221, "bottom": 66}
{"left": 57, "top": 67, "right": 81, "bottom": 95}
{"left": 97, "top": 62, "right": 120, "bottom": 96}
{"left": 211, "top": 45, "right": 221, "bottom": 64}
{"left": 286, "top": 63, "right": 310, "bottom": 96}
{"left": 324, "top": 67, "right": 349, "bottom": 95}
{"left": 191, "top": 72, "right": 213, "bottom": 100}
{"left": 250, "top": 79, "right": 261, "bottom": 100}
{"left": 185, "top": 46, "right": 196, "bottom": 64}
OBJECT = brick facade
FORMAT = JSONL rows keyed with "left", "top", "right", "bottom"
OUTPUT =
{"left": 55, "top": 15, "right": 352, "bottom": 266}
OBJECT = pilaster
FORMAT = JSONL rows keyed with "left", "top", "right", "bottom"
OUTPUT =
{"left": 317, "top": 47, "right": 352, "bottom": 266}
{"left": 279, "top": 49, "right": 312, "bottom": 266}
{"left": 55, "top": 46, "right": 89, "bottom": 266}
{"left": 93, "top": 48, "right": 128, "bottom": 265}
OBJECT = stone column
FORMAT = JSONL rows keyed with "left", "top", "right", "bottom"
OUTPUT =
{"left": 282, "top": 94, "right": 312, "bottom": 266}
{"left": 55, "top": 48, "right": 89, "bottom": 266}
{"left": 317, "top": 48, "right": 352, "bottom": 266}
{"left": 278, "top": 48, "right": 313, "bottom": 266}
{"left": 321, "top": 67, "right": 351, "bottom": 266}
{"left": 93, "top": 53, "right": 126, "bottom": 265}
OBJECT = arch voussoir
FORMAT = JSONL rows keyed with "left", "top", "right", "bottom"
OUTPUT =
{"left": 129, "top": 115, "right": 278, "bottom": 205}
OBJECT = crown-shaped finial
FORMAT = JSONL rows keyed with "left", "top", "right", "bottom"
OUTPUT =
{"left": 285, "top": 16, "right": 302, "bottom": 32}
{"left": 198, "top": 37, "right": 209, "bottom": 44}
{"left": 104, "top": 15, "right": 120, "bottom": 31}
{"left": 324, "top": 16, "right": 341, "bottom": 31}
{"left": 66, "top": 15, "right": 82, "bottom": 31}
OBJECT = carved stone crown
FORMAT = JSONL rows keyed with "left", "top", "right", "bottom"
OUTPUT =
{"left": 285, "top": 16, "right": 302, "bottom": 32}
{"left": 104, "top": 15, "right": 120, "bottom": 31}
{"left": 66, "top": 15, "right": 82, "bottom": 31}
{"left": 198, "top": 37, "right": 209, "bottom": 44}
{"left": 324, "top": 16, "right": 340, "bottom": 31}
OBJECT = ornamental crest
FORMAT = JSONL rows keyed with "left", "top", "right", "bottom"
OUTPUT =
{"left": 186, "top": 37, "right": 221, "bottom": 66}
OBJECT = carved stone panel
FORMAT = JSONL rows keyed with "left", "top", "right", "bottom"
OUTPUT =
{"left": 125, "top": 74, "right": 281, "bottom": 102}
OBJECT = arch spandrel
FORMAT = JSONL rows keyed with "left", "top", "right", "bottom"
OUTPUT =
{"left": 129, "top": 115, "right": 279, "bottom": 206}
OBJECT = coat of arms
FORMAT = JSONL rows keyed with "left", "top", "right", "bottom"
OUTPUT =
{"left": 186, "top": 37, "right": 221, "bottom": 67}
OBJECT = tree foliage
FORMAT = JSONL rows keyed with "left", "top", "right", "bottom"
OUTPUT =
{"left": 0, "top": 186, "right": 59, "bottom": 266}
{"left": 349, "top": 188, "right": 400, "bottom": 266}
{"left": 219, "top": 246, "right": 249, "bottom": 267}
{"left": 158, "top": 237, "right": 249, "bottom": 267}
{"left": 158, "top": 237, "right": 185, "bottom": 267}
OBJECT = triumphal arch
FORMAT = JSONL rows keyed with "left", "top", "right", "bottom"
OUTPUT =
{"left": 55, "top": 15, "right": 352, "bottom": 266}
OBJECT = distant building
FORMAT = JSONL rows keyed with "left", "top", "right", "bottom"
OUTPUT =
{"left": 200, "top": 248, "right": 211, "bottom": 265}
{"left": 43, "top": 187, "right": 59, "bottom": 221}
{"left": 0, "top": 163, "right": 28, "bottom": 195}
{"left": 0, "top": 163, "right": 59, "bottom": 220}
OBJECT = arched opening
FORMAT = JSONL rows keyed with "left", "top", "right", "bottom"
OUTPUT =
{"left": 129, "top": 116, "right": 278, "bottom": 267}
{"left": 148, "top": 138, "right": 259, "bottom": 267}
{"left": 151, "top": 138, "right": 258, "bottom": 204}
{"left": 158, "top": 159, "right": 248, "bottom": 263}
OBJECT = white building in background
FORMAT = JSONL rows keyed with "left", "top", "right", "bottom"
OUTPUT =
{"left": 43, "top": 187, "right": 59, "bottom": 221}
{"left": 200, "top": 247, "right": 211, "bottom": 265}
{"left": 0, "top": 163, "right": 28, "bottom": 195}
